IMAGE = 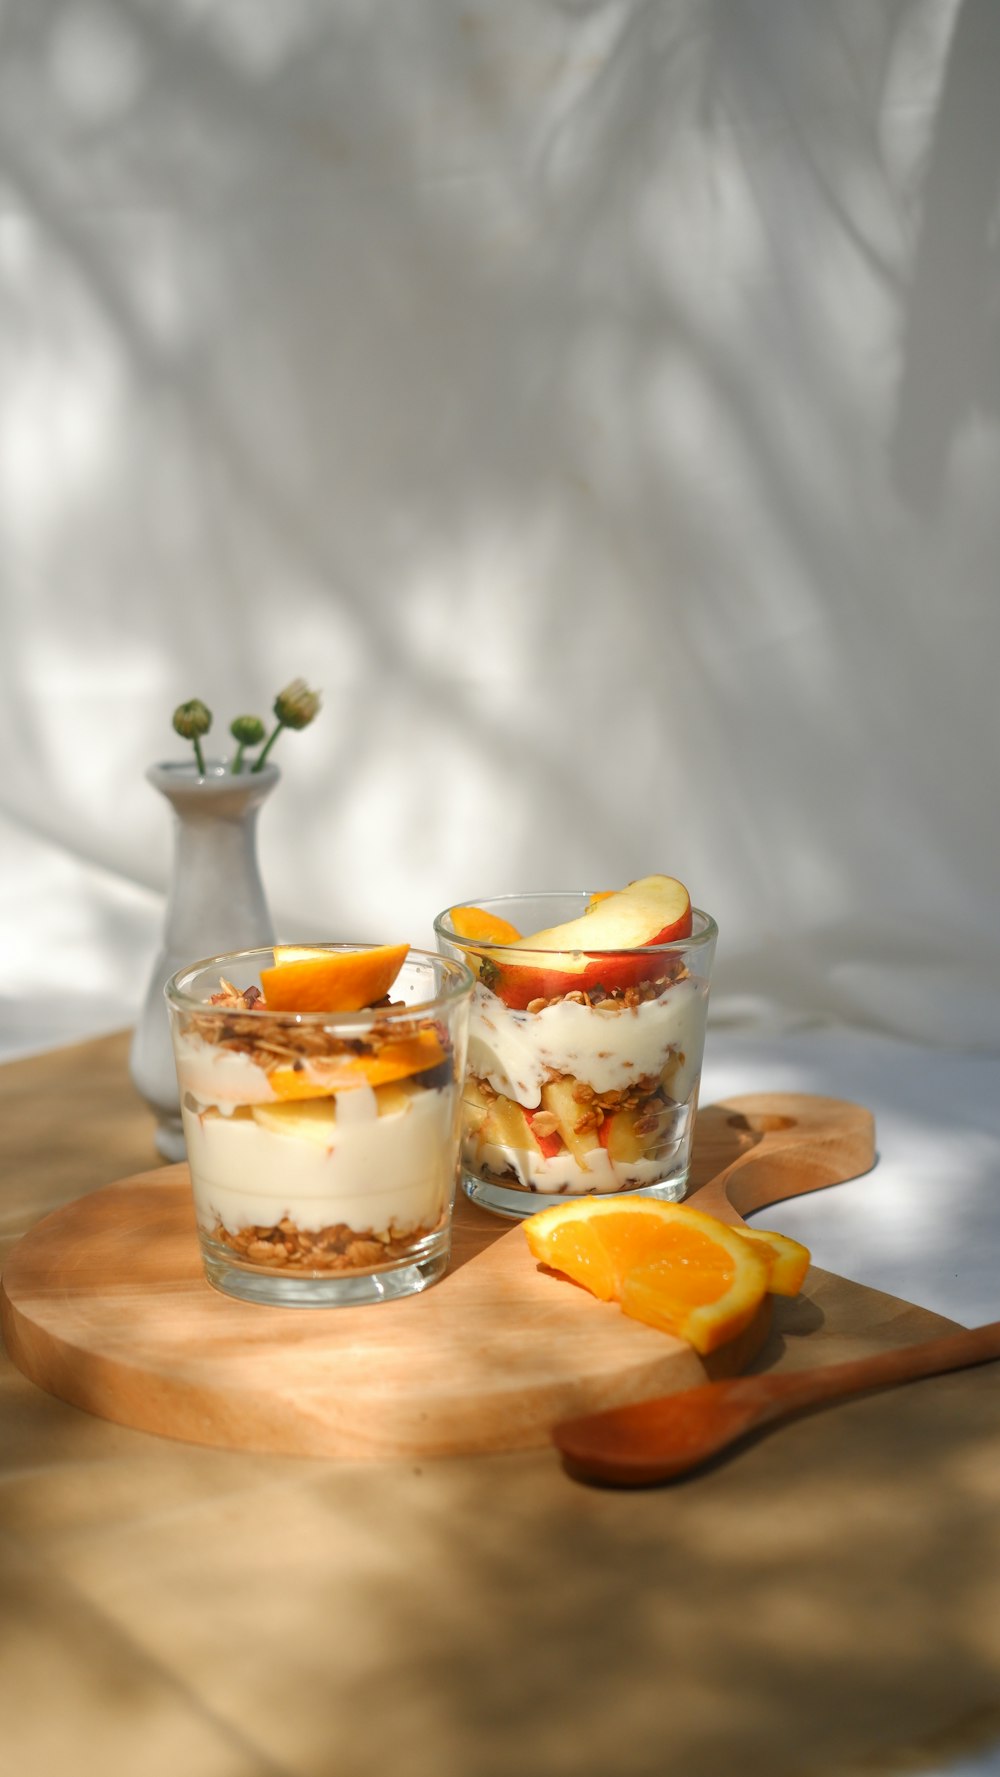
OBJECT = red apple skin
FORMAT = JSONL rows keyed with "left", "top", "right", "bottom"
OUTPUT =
{"left": 524, "top": 1107, "right": 564, "bottom": 1159}
{"left": 490, "top": 913, "right": 694, "bottom": 1011}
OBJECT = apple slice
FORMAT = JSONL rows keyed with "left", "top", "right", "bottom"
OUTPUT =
{"left": 373, "top": 1078, "right": 420, "bottom": 1118}
{"left": 599, "top": 1105, "right": 647, "bottom": 1165}
{"left": 252, "top": 1098, "right": 337, "bottom": 1145}
{"left": 524, "top": 1107, "right": 564, "bottom": 1160}
{"left": 478, "top": 1093, "right": 551, "bottom": 1158}
{"left": 540, "top": 1079, "right": 602, "bottom": 1168}
{"left": 461, "top": 1079, "right": 491, "bottom": 1136}
{"left": 489, "top": 876, "right": 692, "bottom": 1009}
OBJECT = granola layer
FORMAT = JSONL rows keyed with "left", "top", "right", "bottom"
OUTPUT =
{"left": 207, "top": 1208, "right": 448, "bottom": 1274}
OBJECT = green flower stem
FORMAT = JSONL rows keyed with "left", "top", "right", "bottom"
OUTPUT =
{"left": 232, "top": 744, "right": 246, "bottom": 774}
{"left": 193, "top": 735, "right": 206, "bottom": 776}
{"left": 252, "top": 722, "right": 284, "bottom": 772}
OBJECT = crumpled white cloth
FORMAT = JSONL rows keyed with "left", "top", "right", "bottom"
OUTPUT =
{"left": 1, "top": 0, "right": 998, "bottom": 1054}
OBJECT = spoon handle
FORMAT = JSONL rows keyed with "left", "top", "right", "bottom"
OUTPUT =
{"left": 732, "top": 1318, "right": 1000, "bottom": 1423}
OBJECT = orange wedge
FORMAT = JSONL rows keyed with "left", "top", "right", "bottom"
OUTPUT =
{"left": 525, "top": 1199, "right": 807, "bottom": 1355}
{"left": 259, "top": 943, "right": 409, "bottom": 1014}
{"left": 739, "top": 1227, "right": 810, "bottom": 1296}
{"left": 268, "top": 1030, "right": 447, "bottom": 1099}
{"left": 449, "top": 905, "right": 522, "bottom": 945}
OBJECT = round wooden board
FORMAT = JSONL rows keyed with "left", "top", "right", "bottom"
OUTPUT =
{"left": 1, "top": 1093, "right": 875, "bottom": 1460}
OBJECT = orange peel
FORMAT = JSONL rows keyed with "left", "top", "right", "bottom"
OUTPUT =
{"left": 259, "top": 943, "right": 409, "bottom": 1014}
{"left": 524, "top": 1198, "right": 808, "bottom": 1355}
{"left": 449, "top": 905, "right": 523, "bottom": 945}
{"left": 268, "top": 1031, "right": 448, "bottom": 1100}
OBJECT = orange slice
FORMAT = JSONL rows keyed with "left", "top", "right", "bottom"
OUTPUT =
{"left": 259, "top": 943, "right": 409, "bottom": 1014}
{"left": 268, "top": 1030, "right": 447, "bottom": 1099}
{"left": 268, "top": 1069, "right": 333, "bottom": 1102}
{"left": 449, "top": 905, "right": 522, "bottom": 945}
{"left": 739, "top": 1227, "right": 810, "bottom": 1296}
{"left": 524, "top": 1199, "right": 804, "bottom": 1355}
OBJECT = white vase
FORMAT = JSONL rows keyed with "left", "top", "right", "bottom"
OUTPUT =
{"left": 129, "top": 760, "right": 280, "bottom": 1161}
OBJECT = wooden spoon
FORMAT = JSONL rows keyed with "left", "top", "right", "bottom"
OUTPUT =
{"left": 553, "top": 1319, "right": 1000, "bottom": 1487}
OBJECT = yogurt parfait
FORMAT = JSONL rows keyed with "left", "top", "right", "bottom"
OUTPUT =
{"left": 166, "top": 943, "right": 473, "bottom": 1305}
{"left": 434, "top": 878, "right": 716, "bottom": 1217}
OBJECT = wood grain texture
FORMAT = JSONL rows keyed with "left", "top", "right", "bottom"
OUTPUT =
{"left": 2, "top": 1091, "right": 879, "bottom": 1460}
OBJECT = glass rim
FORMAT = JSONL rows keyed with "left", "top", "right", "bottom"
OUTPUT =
{"left": 165, "top": 942, "right": 475, "bottom": 1022}
{"left": 433, "top": 894, "right": 718, "bottom": 958}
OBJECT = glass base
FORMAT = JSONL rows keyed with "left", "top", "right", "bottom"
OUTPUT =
{"left": 462, "top": 1169, "right": 689, "bottom": 1220}
{"left": 199, "top": 1231, "right": 451, "bottom": 1307}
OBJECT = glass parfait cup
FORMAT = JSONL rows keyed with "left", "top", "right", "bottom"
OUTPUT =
{"left": 434, "top": 894, "right": 717, "bottom": 1219}
{"left": 166, "top": 944, "right": 473, "bottom": 1306}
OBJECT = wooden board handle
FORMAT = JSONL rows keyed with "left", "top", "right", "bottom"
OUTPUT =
{"left": 688, "top": 1093, "right": 876, "bottom": 1227}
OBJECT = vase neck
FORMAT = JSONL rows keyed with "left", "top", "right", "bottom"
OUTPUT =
{"left": 148, "top": 760, "right": 279, "bottom": 956}
{"left": 146, "top": 760, "right": 280, "bottom": 819}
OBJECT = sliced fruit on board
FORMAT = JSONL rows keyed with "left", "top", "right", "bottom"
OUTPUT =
{"left": 738, "top": 1227, "right": 811, "bottom": 1296}
{"left": 618, "top": 1236, "right": 768, "bottom": 1355}
{"left": 259, "top": 943, "right": 409, "bottom": 1014}
{"left": 524, "top": 1198, "right": 807, "bottom": 1355}
{"left": 487, "top": 876, "right": 692, "bottom": 1009}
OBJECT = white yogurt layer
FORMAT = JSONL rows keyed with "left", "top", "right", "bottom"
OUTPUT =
{"left": 174, "top": 1033, "right": 277, "bottom": 1107}
{"left": 467, "top": 975, "right": 708, "bottom": 1108}
{"left": 182, "top": 1083, "right": 457, "bottom": 1237}
{"left": 474, "top": 1140, "right": 678, "bottom": 1196}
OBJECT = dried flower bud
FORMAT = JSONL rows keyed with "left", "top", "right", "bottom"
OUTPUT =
{"left": 273, "top": 679, "right": 321, "bottom": 730}
{"left": 251, "top": 678, "right": 322, "bottom": 771}
{"left": 229, "top": 713, "right": 267, "bottom": 774}
{"left": 173, "top": 698, "right": 212, "bottom": 775}
{"left": 172, "top": 700, "right": 212, "bottom": 740}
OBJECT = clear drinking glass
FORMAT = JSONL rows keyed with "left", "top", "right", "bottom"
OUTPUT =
{"left": 166, "top": 945, "right": 473, "bottom": 1306}
{"left": 433, "top": 894, "right": 717, "bottom": 1219}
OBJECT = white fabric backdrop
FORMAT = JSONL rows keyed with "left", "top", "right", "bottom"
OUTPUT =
{"left": 2, "top": 0, "right": 998, "bottom": 1055}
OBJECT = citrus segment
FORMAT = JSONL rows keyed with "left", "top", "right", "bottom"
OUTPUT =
{"left": 268, "top": 1069, "right": 333, "bottom": 1102}
{"left": 739, "top": 1227, "right": 810, "bottom": 1296}
{"left": 449, "top": 905, "right": 523, "bottom": 945}
{"left": 620, "top": 1238, "right": 770, "bottom": 1353}
{"left": 268, "top": 1032, "right": 447, "bottom": 1102}
{"left": 259, "top": 943, "right": 409, "bottom": 1013}
{"left": 524, "top": 1197, "right": 807, "bottom": 1355}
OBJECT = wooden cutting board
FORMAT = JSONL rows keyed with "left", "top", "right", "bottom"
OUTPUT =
{"left": 1, "top": 1092, "right": 884, "bottom": 1460}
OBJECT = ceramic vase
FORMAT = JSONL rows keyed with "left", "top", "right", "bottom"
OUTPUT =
{"left": 129, "top": 760, "right": 279, "bottom": 1161}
